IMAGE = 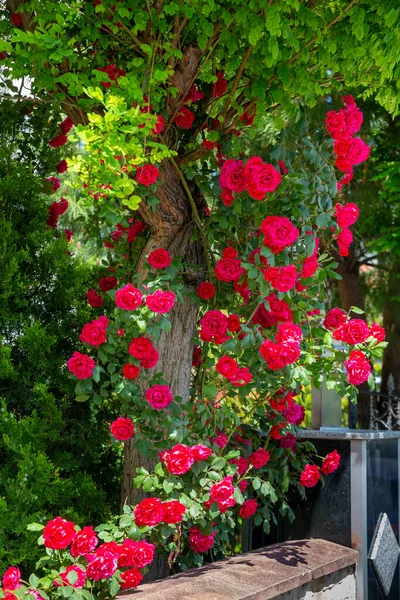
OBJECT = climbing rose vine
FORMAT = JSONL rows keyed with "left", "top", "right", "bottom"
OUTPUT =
{"left": 0, "top": 86, "right": 386, "bottom": 598}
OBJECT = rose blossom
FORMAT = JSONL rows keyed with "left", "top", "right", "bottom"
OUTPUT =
{"left": 211, "top": 71, "right": 227, "bottom": 98}
{"left": 86, "top": 288, "right": 103, "bottom": 308}
{"left": 134, "top": 498, "right": 164, "bottom": 527}
{"left": 284, "top": 403, "right": 305, "bottom": 425}
{"left": 301, "top": 257, "right": 318, "bottom": 279}
{"left": 128, "top": 336, "right": 158, "bottom": 368}
{"left": 227, "top": 314, "right": 241, "bottom": 332}
{"left": 135, "top": 164, "right": 160, "bottom": 186}
{"left": 71, "top": 526, "right": 98, "bottom": 556}
{"left": 148, "top": 248, "right": 172, "bottom": 269}
{"left": 244, "top": 156, "right": 282, "bottom": 200}
{"left": 145, "top": 384, "right": 173, "bottom": 409}
{"left": 344, "top": 350, "right": 371, "bottom": 385}
{"left": 229, "top": 367, "right": 252, "bottom": 386}
{"left": 216, "top": 356, "right": 239, "bottom": 379}
{"left": 162, "top": 444, "right": 194, "bottom": 475}
{"left": 189, "top": 526, "right": 216, "bottom": 553}
{"left": 214, "top": 257, "right": 243, "bottom": 282}
{"left": 67, "top": 351, "right": 95, "bottom": 379}
{"left": 260, "top": 216, "right": 299, "bottom": 254}
{"left": 230, "top": 456, "right": 248, "bottom": 476}
{"left": 55, "top": 566, "right": 86, "bottom": 588}
{"left": 129, "top": 541, "right": 155, "bottom": 568}
{"left": 199, "top": 310, "right": 229, "bottom": 344}
{"left": 335, "top": 203, "right": 359, "bottom": 227}
{"left": 162, "top": 501, "right": 186, "bottom": 524}
{"left": 198, "top": 281, "right": 215, "bottom": 300}
{"left": 210, "top": 476, "right": 234, "bottom": 503}
{"left": 321, "top": 450, "right": 341, "bottom": 475}
{"left": 43, "top": 517, "right": 76, "bottom": 549}
{"left": 370, "top": 322, "right": 385, "bottom": 342}
{"left": 145, "top": 289, "right": 176, "bottom": 313}
{"left": 56, "top": 159, "right": 68, "bottom": 174}
{"left": 259, "top": 339, "right": 300, "bottom": 370}
{"left": 2, "top": 568, "right": 20, "bottom": 591}
{"left": 323, "top": 308, "right": 347, "bottom": 330}
{"left": 276, "top": 323, "right": 303, "bottom": 344}
{"left": 239, "top": 480, "right": 249, "bottom": 493}
{"left": 99, "top": 276, "right": 118, "bottom": 292}
{"left": 219, "top": 159, "right": 247, "bottom": 193}
{"left": 115, "top": 284, "right": 143, "bottom": 310}
{"left": 174, "top": 107, "right": 195, "bottom": 129}
{"left": 263, "top": 265, "right": 297, "bottom": 292}
{"left": 211, "top": 433, "right": 228, "bottom": 448}
{"left": 80, "top": 321, "right": 107, "bottom": 346}
{"left": 299, "top": 464, "right": 320, "bottom": 488}
{"left": 122, "top": 363, "right": 140, "bottom": 379}
{"left": 249, "top": 448, "right": 270, "bottom": 468}
{"left": 325, "top": 110, "right": 346, "bottom": 139}
{"left": 280, "top": 432, "right": 297, "bottom": 451}
{"left": 86, "top": 549, "right": 118, "bottom": 580}
{"left": 120, "top": 568, "right": 143, "bottom": 590}
{"left": 239, "top": 499, "right": 258, "bottom": 519}
{"left": 191, "top": 444, "right": 212, "bottom": 460}
{"left": 338, "top": 319, "right": 369, "bottom": 344}
{"left": 110, "top": 417, "right": 135, "bottom": 441}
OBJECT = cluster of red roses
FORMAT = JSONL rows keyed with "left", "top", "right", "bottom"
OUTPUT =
{"left": 49, "top": 117, "right": 74, "bottom": 150}
{"left": 215, "top": 356, "right": 252, "bottom": 387}
{"left": 46, "top": 198, "right": 69, "bottom": 229}
{"left": 300, "top": 450, "right": 341, "bottom": 488}
{"left": 325, "top": 95, "right": 370, "bottom": 191}
{"left": 172, "top": 74, "right": 226, "bottom": 131}
{"left": 333, "top": 202, "right": 359, "bottom": 257}
{"left": 218, "top": 156, "right": 282, "bottom": 206}
{"left": 323, "top": 308, "right": 385, "bottom": 385}
{"left": 97, "top": 64, "right": 126, "bottom": 88}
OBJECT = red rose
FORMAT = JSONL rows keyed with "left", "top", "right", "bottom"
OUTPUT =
{"left": 199, "top": 310, "right": 229, "bottom": 344}
{"left": 198, "top": 281, "right": 215, "bottom": 300}
{"left": 122, "top": 364, "right": 140, "bottom": 379}
{"left": 134, "top": 498, "right": 164, "bottom": 527}
{"left": 135, "top": 164, "right": 160, "bottom": 186}
{"left": 146, "top": 289, "right": 176, "bottom": 313}
{"left": 229, "top": 367, "right": 252, "bottom": 387}
{"left": 337, "top": 227, "right": 353, "bottom": 256}
{"left": 340, "top": 319, "right": 370, "bottom": 344}
{"left": 222, "top": 246, "right": 238, "bottom": 259}
{"left": 229, "top": 456, "right": 248, "bottom": 476}
{"left": 227, "top": 314, "right": 241, "bottom": 333}
{"left": 60, "top": 117, "right": 74, "bottom": 134}
{"left": 280, "top": 432, "right": 297, "bottom": 451}
{"left": 216, "top": 356, "right": 239, "bottom": 379}
{"left": 49, "top": 133, "right": 68, "bottom": 148}
{"left": 321, "top": 450, "right": 341, "bottom": 475}
{"left": 145, "top": 384, "right": 173, "bottom": 409}
{"left": 184, "top": 84, "right": 205, "bottom": 104}
{"left": 56, "top": 159, "right": 68, "bottom": 174}
{"left": 43, "top": 517, "right": 76, "bottom": 549}
{"left": 99, "top": 276, "right": 118, "bottom": 292}
{"left": 174, "top": 107, "right": 195, "bottom": 129}
{"left": 2, "top": 568, "right": 21, "bottom": 591}
{"left": 67, "top": 351, "right": 95, "bottom": 379}
{"left": 345, "top": 106, "right": 363, "bottom": 134}
{"left": 129, "top": 541, "right": 155, "bottom": 568}
{"left": 347, "top": 137, "right": 370, "bottom": 165}
{"left": 191, "top": 444, "right": 212, "bottom": 461}
{"left": 211, "top": 71, "right": 227, "bottom": 98}
{"left": 110, "top": 417, "right": 135, "bottom": 441}
{"left": 219, "top": 159, "right": 247, "bottom": 193}
{"left": 162, "top": 501, "right": 186, "bottom": 524}
{"left": 252, "top": 294, "right": 292, "bottom": 328}
{"left": 335, "top": 202, "right": 359, "bottom": 228}
{"left": 210, "top": 476, "right": 234, "bottom": 504}
{"left": 263, "top": 265, "right": 297, "bottom": 292}
{"left": 97, "top": 64, "right": 126, "bottom": 86}
{"left": 244, "top": 157, "right": 282, "bottom": 200}
{"left": 370, "top": 322, "right": 385, "bottom": 342}
{"left": 284, "top": 403, "right": 305, "bottom": 425}
{"left": 71, "top": 526, "right": 98, "bottom": 557}
{"left": 115, "top": 284, "right": 143, "bottom": 310}
{"left": 86, "top": 288, "right": 104, "bottom": 308}
{"left": 44, "top": 176, "right": 60, "bottom": 194}
{"left": 129, "top": 337, "right": 159, "bottom": 368}
{"left": 276, "top": 323, "right": 303, "bottom": 344}
{"left": 203, "top": 139, "right": 217, "bottom": 150}
{"left": 80, "top": 321, "right": 107, "bottom": 346}
{"left": 189, "top": 526, "right": 216, "bottom": 553}
{"left": 239, "top": 499, "right": 258, "bottom": 519}
{"left": 333, "top": 138, "right": 352, "bottom": 157}
{"left": 259, "top": 339, "right": 300, "bottom": 370}
{"left": 270, "top": 389, "right": 294, "bottom": 412}
{"left": 162, "top": 444, "right": 194, "bottom": 475}
{"left": 148, "top": 248, "right": 172, "bottom": 269}
{"left": 86, "top": 549, "right": 118, "bottom": 580}
{"left": 249, "top": 448, "right": 270, "bottom": 469}
{"left": 270, "top": 424, "right": 287, "bottom": 440}
{"left": 214, "top": 257, "right": 243, "bottom": 282}
{"left": 299, "top": 465, "right": 320, "bottom": 488}
{"left": 325, "top": 110, "right": 346, "bottom": 139}
{"left": 260, "top": 216, "right": 299, "bottom": 254}
{"left": 120, "top": 568, "right": 143, "bottom": 590}
{"left": 301, "top": 257, "right": 318, "bottom": 279}
{"left": 55, "top": 566, "right": 86, "bottom": 589}
{"left": 239, "top": 480, "right": 249, "bottom": 493}
{"left": 323, "top": 308, "right": 347, "bottom": 330}
{"left": 344, "top": 350, "right": 371, "bottom": 385}
{"left": 221, "top": 188, "right": 235, "bottom": 206}
{"left": 11, "top": 13, "right": 23, "bottom": 26}
{"left": 278, "top": 159, "right": 288, "bottom": 174}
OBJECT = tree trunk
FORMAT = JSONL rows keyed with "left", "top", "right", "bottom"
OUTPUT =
{"left": 121, "top": 161, "right": 206, "bottom": 580}
{"left": 381, "top": 262, "right": 400, "bottom": 397}
{"left": 336, "top": 249, "right": 370, "bottom": 429}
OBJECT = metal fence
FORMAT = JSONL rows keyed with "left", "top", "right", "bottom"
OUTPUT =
{"left": 369, "top": 374, "right": 400, "bottom": 430}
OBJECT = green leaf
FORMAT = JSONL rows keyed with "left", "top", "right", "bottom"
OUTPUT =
{"left": 29, "top": 574, "right": 39, "bottom": 589}
{"left": 27, "top": 523, "right": 45, "bottom": 531}
{"left": 211, "top": 457, "right": 226, "bottom": 469}
{"left": 109, "top": 577, "right": 120, "bottom": 598}
{"left": 119, "top": 514, "right": 132, "bottom": 528}
{"left": 75, "top": 394, "right": 89, "bottom": 402}
{"left": 350, "top": 306, "right": 364, "bottom": 314}
{"left": 163, "top": 480, "right": 174, "bottom": 494}
{"left": 122, "top": 195, "right": 141, "bottom": 211}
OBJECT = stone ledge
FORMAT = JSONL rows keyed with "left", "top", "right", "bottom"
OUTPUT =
{"left": 122, "top": 539, "right": 358, "bottom": 600}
